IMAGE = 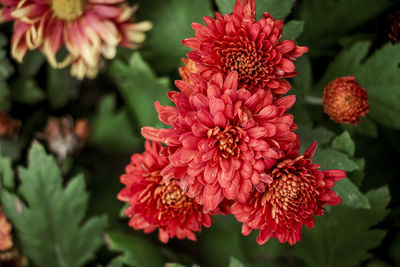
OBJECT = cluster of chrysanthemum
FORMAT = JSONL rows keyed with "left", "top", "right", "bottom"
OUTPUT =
{"left": 118, "top": 0, "right": 346, "bottom": 245}
{"left": 0, "top": 0, "right": 152, "bottom": 79}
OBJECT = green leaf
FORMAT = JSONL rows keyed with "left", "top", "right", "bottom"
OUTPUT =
{"left": 298, "top": 0, "right": 392, "bottom": 48}
{"left": 0, "top": 138, "right": 21, "bottom": 162}
{"left": 332, "top": 131, "right": 355, "bottom": 157}
{"left": 340, "top": 117, "right": 377, "bottom": 138}
{"left": 1, "top": 143, "right": 108, "bottom": 267}
{"left": 313, "top": 149, "right": 359, "bottom": 172}
{"left": 106, "top": 230, "right": 163, "bottom": 267}
{"left": 110, "top": 52, "right": 171, "bottom": 128}
{"left": 282, "top": 20, "right": 304, "bottom": 41}
{"left": 165, "top": 263, "right": 186, "bottom": 267}
{"left": 18, "top": 50, "right": 45, "bottom": 77}
{"left": 90, "top": 94, "right": 142, "bottom": 153}
{"left": 229, "top": 257, "right": 246, "bottom": 267}
{"left": 106, "top": 258, "right": 124, "bottom": 267}
{"left": 0, "top": 150, "right": 14, "bottom": 190}
{"left": 137, "top": 0, "right": 213, "bottom": 73}
{"left": 10, "top": 78, "right": 45, "bottom": 105}
{"left": 294, "top": 187, "right": 390, "bottom": 267}
{"left": 296, "top": 124, "right": 334, "bottom": 153}
{"left": 333, "top": 178, "right": 370, "bottom": 209}
{"left": 316, "top": 42, "right": 400, "bottom": 129}
{"left": 216, "top": 0, "right": 295, "bottom": 20}
{"left": 201, "top": 215, "right": 248, "bottom": 267}
{"left": 0, "top": 81, "right": 10, "bottom": 111}
{"left": 47, "top": 67, "right": 80, "bottom": 109}
{"left": 293, "top": 55, "right": 312, "bottom": 98}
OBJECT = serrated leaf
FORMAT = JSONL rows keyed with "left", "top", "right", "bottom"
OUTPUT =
{"left": 333, "top": 178, "right": 370, "bottom": 209}
{"left": 90, "top": 94, "right": 142, "bottom": 153}
{"left": 106, "top": 230, "right": 163, "bottom": 267}
{"left": 282, "top": 20, "right": 304, "bottom": 41}
{"left": 0, "top": 150, "right": 14, "bottom": 190}
{"left": 137, "top": 0, "right": 212, "bottom": 73}
{"left": 1, "top": 143, "right": 107, "bottom": 267}
{"left": 313, "top": 149, "right": 359, "bottom": 172}
{"left": 216, "top": 0, "right": 295, "bottom": 20}
{"left": 316, "top": 42, "right": 400, "bottom": 129}
{"left": 110, "top": 52, "right": 171, "bottom": 128}
{"left": 299, "top": 0, "right": 392, "bottom": 49}
{"left": 332, "top": 131, "right": 355, "bottom": 157}
{"left": 10, "top": 78, "right": 45, "bottom": 105}
{"left": 294, "top": 187, "right": 390, "bottom": 267}
{"left": 47, "top": 67, "right": 80, "bottom": 109}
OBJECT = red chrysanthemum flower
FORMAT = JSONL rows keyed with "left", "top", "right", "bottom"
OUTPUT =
{"left": 142, "top": 72, "right": 298, "bottom": 211}
{"left": 182, "top": 0, "right": 308, "bottom": 95}
{"left": 322, "top": 76, "right": 369, "bottom": 125}
{"left": 389, "top": 11, "right": 400, "bottom": 43}
{"left": 117, "top": 141, "right": 225, "bottom": 243}
{"left": 0, "top": 0, "right": 152, "bottom": 79}
{"left": 0, "top": 209, "right": 13, "bottom": 251}
{"left": 0, "top": 112, "right": 21, "bottom": 139}
{"left": 178, "top": 58, "right": 198, "bottom": 84}
{"left": 231, "top": 142, "right": 346, "bottom": 245}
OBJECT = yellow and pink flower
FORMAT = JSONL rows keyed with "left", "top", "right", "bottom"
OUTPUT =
{"left": 0, "top": 0, "right": 152, "bottom": 79}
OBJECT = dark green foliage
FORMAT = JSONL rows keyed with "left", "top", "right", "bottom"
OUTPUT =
{"left": 90, "top": 94, "right": 142, "bottom": 153}
{"left": 106, "top": 230, "right": 164, "bottom": 267}
{"left": 137, "top": 0, "right": 213, "bottom": 74}
{"left": 110, "top": 52, "right": 171, "bottom": 128}
{"left": 1, "top": 144, "right": 107, "bottom": 267}
{"left": 294, "top": 187, "right": 390, "bottom": 267}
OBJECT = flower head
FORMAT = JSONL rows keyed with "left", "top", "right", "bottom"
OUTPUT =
{"left": 142, "top": 72, "right": 298, "bottom": 211}
{"left": 0, "top": 0, "right": 152, "bottom": 79}
{"left": 178, "top": 58, "right": 198, "bottom": 84}
{"left": 0, "top": 112, "right": 21, "bottom": 139}
{"left": 117, "top": 141, "right": 223, "bottom": 243}
{"left": 231, "top": 142, "right": 346, "bottom": 245}
{"left": 36, "top": 116, "right": 90, "bottom": 160}
{"left": 0, "top": 209, "right": 13, "bottom": 251}
{"left": 182, "top": 0, "right": 308, "bottom": 95}
{"left": 322, "top": 76, "right": 369, "bottom": 125}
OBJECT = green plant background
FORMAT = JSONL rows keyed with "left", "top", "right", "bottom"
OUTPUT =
{"left": 0, "top": 0, "right": 399, "bottom": 266}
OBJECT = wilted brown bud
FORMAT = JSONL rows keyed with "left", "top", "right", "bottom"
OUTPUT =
{"left": 37, "top": 116, "right": 91, "bottom": 160}
{"left": 0, "top": 112, "right": 21, "bottom": 140}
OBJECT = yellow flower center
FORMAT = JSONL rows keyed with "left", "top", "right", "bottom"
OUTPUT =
{"left": 51, "top": 0, "right": 87, "bottom": 20}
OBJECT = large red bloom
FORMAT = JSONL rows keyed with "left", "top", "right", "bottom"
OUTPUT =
{"left": 142, "top": 72, "right": 298, "bottom": 211}
{"left": 182, "top": 0, "right": 308, "bottom": 95}
{"left": 118, "top": 141, "right": 221, "bottom": 243}
{"left": 0, "top": 0, "right": 152, "bottom": 79}
{"left": 231, "top": 142, "right": 346, "bottom": 245}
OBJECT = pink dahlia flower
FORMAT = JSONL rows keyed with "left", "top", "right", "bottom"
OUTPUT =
{"left": 142, "top": 72, "right": 298, "bottom": 211}
{"left": 0, "top": 0, "right": 152, "bottom": 79}
{"left": 231, "top": 142, "right": 346, "bottom": 245}
{"left": 182, "top": 0, "right": 308, "bottom": 95}
{"left": 118, "top": 141, "right": 226, "bottom": 243}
